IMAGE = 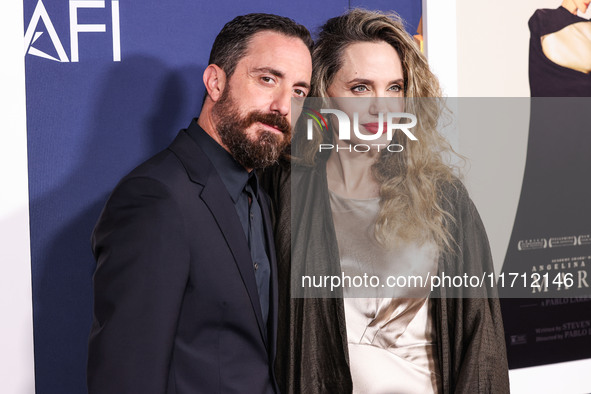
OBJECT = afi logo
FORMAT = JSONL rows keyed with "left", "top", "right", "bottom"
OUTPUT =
{"left": 24, "top": 0, "right": 121, "bottom": 62}
{"left": 306, "top": 109, "right": 418, "bottom": 141}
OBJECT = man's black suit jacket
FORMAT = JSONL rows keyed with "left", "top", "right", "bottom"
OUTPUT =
{"left": 88, "top": 120, "right": 279, "bottom": 394}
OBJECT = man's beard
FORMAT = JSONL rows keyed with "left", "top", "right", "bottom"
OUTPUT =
{"left": 212, "top": 87, "right": 291, "bottom": 169}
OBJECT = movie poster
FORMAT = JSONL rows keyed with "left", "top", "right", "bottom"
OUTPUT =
{"left": 499, "top": 3, "right": 591, "bottom": 369}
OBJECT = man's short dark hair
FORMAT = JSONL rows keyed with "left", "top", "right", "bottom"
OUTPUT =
{"left": 208, "top": 13, "right": 313, "bottom": 79}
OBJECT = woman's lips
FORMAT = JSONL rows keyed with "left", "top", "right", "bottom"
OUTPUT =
{"left": 362, "top": 123, "right": 387, "bottom": 135}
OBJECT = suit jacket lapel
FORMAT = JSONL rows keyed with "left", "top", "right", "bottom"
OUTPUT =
{"left": 200, "top": 183, "right": 268, "bottom": 345}
{"left": 168, "top": 128, "right": 268, "bottom": 347}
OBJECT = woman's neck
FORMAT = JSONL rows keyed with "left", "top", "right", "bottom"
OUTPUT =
{"left": 326, "top": 142, "right": 381, "bottom": 199}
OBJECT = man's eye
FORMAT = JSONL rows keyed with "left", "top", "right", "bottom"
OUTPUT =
{"left": 261, "top": 76, "right": 275, "bottom": 84}
{"left": 293, "top": 89, "right": 307, "bottom": 98}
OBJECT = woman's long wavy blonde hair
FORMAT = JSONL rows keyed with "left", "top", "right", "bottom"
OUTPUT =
{"left": 295, "top": 9, "right": 460, "bottom": 251}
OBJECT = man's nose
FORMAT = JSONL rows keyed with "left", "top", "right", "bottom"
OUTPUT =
{"left": 269, "top": 88, "right": 291, "bottom": 119}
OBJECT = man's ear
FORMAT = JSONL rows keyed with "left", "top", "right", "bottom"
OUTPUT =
{"left": 203, "top": 64, "right": 226, "bottom": 102}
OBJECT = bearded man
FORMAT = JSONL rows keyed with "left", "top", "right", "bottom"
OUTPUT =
{"left": 87, "top": 13, "right": 312, "bottom": 394}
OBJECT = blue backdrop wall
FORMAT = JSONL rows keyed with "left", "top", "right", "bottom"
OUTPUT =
{"left": 23, "top": 1, "right": 421, "bottom": 393}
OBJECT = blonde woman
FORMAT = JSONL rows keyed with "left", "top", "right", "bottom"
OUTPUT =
{"left": 262, "top": 9, "right": 509, "bottom": 393}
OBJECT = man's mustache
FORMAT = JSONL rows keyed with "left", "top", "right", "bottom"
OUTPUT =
{"left": 243, "top": 111, "right": 291, "bottom": 136}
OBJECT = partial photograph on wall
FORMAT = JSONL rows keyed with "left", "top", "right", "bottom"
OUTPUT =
{"left": 499, "top": 0, "right": 591, "bottom": 370}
